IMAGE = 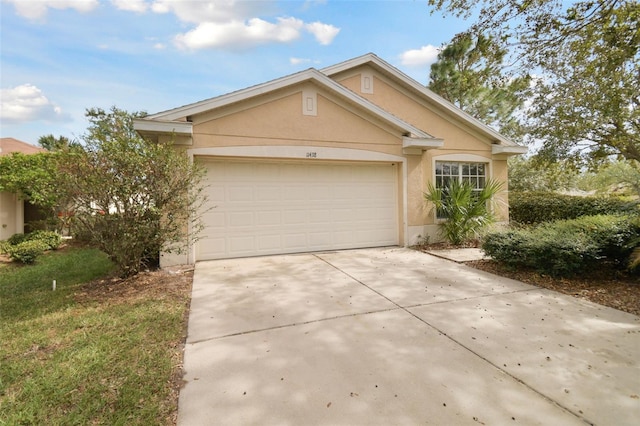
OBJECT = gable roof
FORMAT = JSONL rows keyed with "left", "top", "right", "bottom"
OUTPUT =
{"left": 140, "top": 68, "right": 438, "bottom": 142}
{"left": 321, "top": 53, "right": 521, "bottom": 148}
{"left": 0, "top": 138, "right": 45, "bottom": 156}
{"left": 136, "top": 53, "right": 525, "bottom": 153}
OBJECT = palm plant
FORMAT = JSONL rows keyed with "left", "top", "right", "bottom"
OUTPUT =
{"left": 424, "top": 179, "right": 503, "bottom": 245}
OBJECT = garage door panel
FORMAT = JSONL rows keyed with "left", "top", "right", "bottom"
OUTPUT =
{"left": 283, "top": 210, "right": 307, "bottom": 224}
{"left": 257, "top": 235, "right": 282, "bottom": 250}
{"left": 283, "top": 233, "right": 307, "bottom": 248}
{"left": 228, "top": 186, "right": 253, "bottom": 202}
{"left": 229, "top": 212, "right": 253, "bottom": 227}
{"left": 196, "top": 159, "right": 398, "bottom": 260}
{"left": 256, "top": 211, "right": 281, "bottom": 226}
{"left": 256, "top": 186, "right": 281, "bottom": 201}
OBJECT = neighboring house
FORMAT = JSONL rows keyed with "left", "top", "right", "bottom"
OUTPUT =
{"left": 0, "top": 138, "right": 46, "bottom": 240}
{"left": 134, "top": 53, "right": 527, "bottom": 266}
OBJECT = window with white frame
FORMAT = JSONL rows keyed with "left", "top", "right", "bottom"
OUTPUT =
{"left": 435, "top": 161, "right": 488, "bottom": 218}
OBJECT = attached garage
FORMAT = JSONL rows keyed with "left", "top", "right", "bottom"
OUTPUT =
{"left": 197, "top": 158, "right": 398, "bottom": 260}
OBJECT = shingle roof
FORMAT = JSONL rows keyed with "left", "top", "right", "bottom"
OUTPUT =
{"left": 0, "top": 138, "right": 45, "bottom": 156}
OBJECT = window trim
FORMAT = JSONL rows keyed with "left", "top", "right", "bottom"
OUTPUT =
{"left": 431, "top": 154, "right": 492, "bottom": 221}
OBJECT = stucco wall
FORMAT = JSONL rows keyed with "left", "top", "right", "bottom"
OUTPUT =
{"left": 336, "top": 70, "right": 493, "bottom": 153}
{"left": 0, "top": 192, "right": 22, "bottom": 241}
{"left": 192, "top": 83, "right": 404, "bottom": 157}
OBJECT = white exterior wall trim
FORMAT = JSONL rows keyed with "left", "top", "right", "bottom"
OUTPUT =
{"left": 429, "top": 153, "right": 494, "bottom": 225}
{"left": 188, "top": 145, "right": 404, "bottom": 163}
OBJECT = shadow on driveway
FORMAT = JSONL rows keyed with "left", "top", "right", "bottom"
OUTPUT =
{"left": 179, "top": 247, "right": 640, "bottom": 425}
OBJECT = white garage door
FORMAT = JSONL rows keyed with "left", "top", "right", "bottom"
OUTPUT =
{"left": 196, "top": 159, "right": 398, "bottom": 260}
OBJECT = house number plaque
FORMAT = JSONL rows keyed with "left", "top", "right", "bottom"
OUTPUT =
{"left": 306, "top": 152, "right": 317, "bottom": 158}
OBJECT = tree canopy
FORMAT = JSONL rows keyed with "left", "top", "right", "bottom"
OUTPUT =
{"left": 38, "top": 134, "right": 73, "bottom": 151}
{"left": 428, "top": 0, "right": 639, "bottom": 165}
{"left": 0, "top": 152, "right": 62, "bottom": 212}
{"left": 428, "top": 33, "right": 530, "bottom": 139}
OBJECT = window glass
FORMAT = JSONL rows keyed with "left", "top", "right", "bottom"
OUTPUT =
{"left": 434, "top": 161, "right": 488, "bottom": 219}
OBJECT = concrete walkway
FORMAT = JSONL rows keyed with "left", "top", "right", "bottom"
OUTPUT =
{"left": 179, "top": 247, "right": 640, "bottom": 426}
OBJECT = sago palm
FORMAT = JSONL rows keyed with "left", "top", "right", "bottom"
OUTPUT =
{"left": 424, "top": 179, "right": 503, "bottom": 245}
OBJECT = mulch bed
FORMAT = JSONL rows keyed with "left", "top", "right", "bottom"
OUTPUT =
{"left": 465, "top": 259, "right": 640, "bottom": 316}
{"left": 415, "top": 241, "right": 640, "bottom": 317}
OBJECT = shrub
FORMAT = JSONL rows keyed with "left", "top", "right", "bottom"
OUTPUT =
{"left": 7, "top": 233, "right": 29, "bottom": 246}
{"left": 509, "top": 192, "right": 638, "bottom": 225}
{"left": 483, "top": 215, "right": 640, "bottom": 276}
{"left": 7, "top": 240, "right": 50, "bottom": 264}
{"left": 424, "top": 179, "right": 503, "bottom": 245}
{"left": 0, "top": 240, "right": 10, "bottom": 255}
{"left": 28, "top": 230, "right": 62, "bottom": 250}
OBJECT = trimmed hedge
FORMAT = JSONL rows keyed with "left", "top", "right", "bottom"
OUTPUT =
{"left": 7, "top": 240, "right": 50, "bottom": 264}
{"left": 483, "top": 215, "right": 640, "bottom": 277}
{"left": 1, "top": 231, "right": 63, "bottom": 264}
{"left": 28, "top": 230, "right": 62, "bottom": 250}
{"left": 509, "top": 192, "right": 638, "bottom": 225}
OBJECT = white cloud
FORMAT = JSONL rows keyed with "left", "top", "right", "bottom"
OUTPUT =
{"left": 305, "top": 22, "right": 340, "bottom": 45}
{"left": 290, "top": 57, "right": 320, "bottom": 66}
{"left": 150, "top": 1, "right": 339, "bottom": 50}
{"left": 151, "top": 0, "right": 269, "bottom": 24}
{"left": 5, "top": 0, "right": 98, "bottom": 20}
{"left": 111, "top": 0, "right": 148, "bottom": 13}
{"left": 290, "top": 57, "right": 311, "bottom": 66}
{"left": 400, "top": 45, "right": 440, "bottom": 67}
{"left": 0, "top": 84, "right": 70, "bottom": 124}
{"left": 175, "top": 17, "right": 305, "bottom": 50}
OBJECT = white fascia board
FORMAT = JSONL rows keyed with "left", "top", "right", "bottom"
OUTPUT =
{"left": 133, "top": 119, "right": 192, "bottom": 135}
{"left": 402, "top": 137, "right": 444, "bottom": 150}
{"left": 492, "top": 145, "right": 528, "bottom": 155}
{"left": 322, "top": 53, "right": 525, "bottom": 149}
{"left": 147, "top": 69, "right": 320, "bottom": 121}
{"left": 145, "top": 67, "right": 434, "bottom": 140}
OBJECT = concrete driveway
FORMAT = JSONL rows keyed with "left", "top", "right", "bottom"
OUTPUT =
{"left": 179, "top": 247, "right": 640, "bottom": 426}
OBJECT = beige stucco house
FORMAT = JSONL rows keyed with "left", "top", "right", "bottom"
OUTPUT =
{"left": 134, "top": 53, "right": 526, "bottom": 266}
{"left": 0, "top": 138, "right": 46, "bottom": 241}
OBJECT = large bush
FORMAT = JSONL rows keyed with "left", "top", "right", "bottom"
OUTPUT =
{"left": 483, "top": 215, "right": 640, "bottom": 276}
{"left": 509, "top": 192, "right": 638, "bottom": 225}
{"left": 56, "top": 107, "right": 207, "bottom": 277}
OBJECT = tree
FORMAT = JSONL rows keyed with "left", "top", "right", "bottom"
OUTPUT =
{"left": 428, "top": 0, "right": 640, "bottom": 165}
{"left": 57, "top": 107, "right": 207, "bottom": 277}
{"left": 577, "top": 159, "right": 640, "bottom": 196}
{"left": 0, "top": 152, "right": 63, "bottom": 213}
{"left": 429, "top": 33, "right": 530, "bottom": 138}
{"left": 38, "top": 134, "right": 72, "bottom": 151}
{"left": 508, "top": 156, "right": 580, "bottom": 193}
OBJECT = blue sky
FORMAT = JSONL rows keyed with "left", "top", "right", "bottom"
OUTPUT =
{"left": 1, "top": 0, "right": 476, "bottom": 146}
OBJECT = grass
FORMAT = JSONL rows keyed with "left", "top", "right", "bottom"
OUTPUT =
{"left": 0, "top": 247, "right": 191, "bottom": 425}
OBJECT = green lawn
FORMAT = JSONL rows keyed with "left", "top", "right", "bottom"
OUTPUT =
{"left": 0, "top": 247, "right": 190, "bottom": 425}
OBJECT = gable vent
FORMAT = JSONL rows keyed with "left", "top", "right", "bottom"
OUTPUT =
{"left": 361, "top": 71, "right": 374, "bottom": 94}
{"left": 302, "top": 90, "right": 317, "bottom": 116}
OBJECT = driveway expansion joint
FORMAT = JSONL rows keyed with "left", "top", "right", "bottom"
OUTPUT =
{"left": 187, "top": 306, "right": 404, "bottom": 345}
